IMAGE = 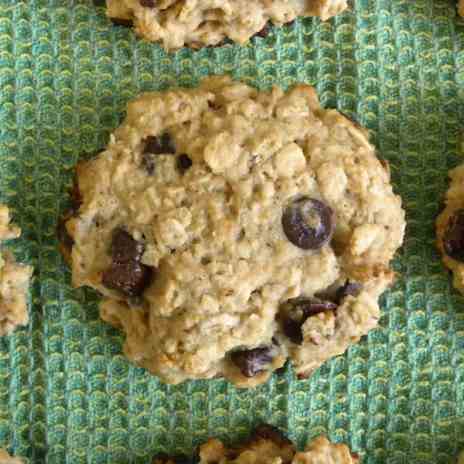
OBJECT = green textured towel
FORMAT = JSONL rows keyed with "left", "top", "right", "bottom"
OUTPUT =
{"left": 0, "top": 0, "right": 464, "bottom": 463}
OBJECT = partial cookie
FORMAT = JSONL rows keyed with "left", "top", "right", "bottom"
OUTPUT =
{"left": 458, "top": 0, "right": 464, "bottom": 17}
{"left": 198, "top": 424, "right": 357, "bottom": 464}
{"left": 0, "top": 449, "right": 23, "bottom": 464}
{"left": 436, "top": 164, "right": 464, "bottom": 293}
{"left": 63, "top": 76, "right": 405, "bottom": 387}
{"left": 104, "top": 0, "right": 347, "bottom": 50}
{"left": 0, "top": 205, "right": 32, "bottom": 336}
{"left": 0, "top": 205, "right": 20, "bottom": 241}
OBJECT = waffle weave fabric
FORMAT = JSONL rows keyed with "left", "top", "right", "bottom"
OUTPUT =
{"left": 0, "top": 0, "right": 463, "bottom": 463}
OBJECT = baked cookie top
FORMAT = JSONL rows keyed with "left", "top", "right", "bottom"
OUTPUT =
{"left": 154, "top": 424, "right": 358, "bottom": 464}
{"left": 104, "top": 0, "right": 347, "bottom": 50}
{"left": 0, "top": 205, "right": 32, "bottom": 337}
{"left": 64, "top": 76, "right": 405, "bottom": 387}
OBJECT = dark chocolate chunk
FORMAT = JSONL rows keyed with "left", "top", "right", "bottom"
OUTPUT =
{"left": 140, "top": 0, "right": 155, "bottom": 6}
{"left": 282, "top": 197, "right": 334, "bottom": 250}
{"left": 230, "top": 346, "right": 273, "bottom": 377}
{"left": 102, "top": 228, "right": 153, "bottom": 297}
{"left": 102, "top": 261, "right": 152, "bottom": 297}
{"left": 142, "top": 134, "right": 176, "bottom": 174}
{"left": 177, "top": 154, "right": 192, "bottom": 173}
{"left": 279, "top": 297, "right": 337, "bottom": 344}
{"left": 443, "top": 209, "right": 464, "bottom": 261}
{"left": 110, "top": 228, "right": 144, "bottom": 264}
{"left": 144, "top": 133, "right": 176, "bottom": 155}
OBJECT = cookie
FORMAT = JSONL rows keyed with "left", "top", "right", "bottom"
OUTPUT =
{"left": 103, "top": 0, "right": 347, "bottom": 50}
{"left": 197, "top": 424, "right": 357, "bottom": 464}
{"left": 0, "top": 449, "right": 23, "bottom": 464}
{"left": 63, "top": 76, "right": 405, "bottom": 387}
{"left": 458, "top": 0, "right": 464, "bottom": 17}
{"left": 436, "top": 164, "right": 464, "bottom": 293}
{"left": 0, "top": 205, "right": 32, "bottom": 336}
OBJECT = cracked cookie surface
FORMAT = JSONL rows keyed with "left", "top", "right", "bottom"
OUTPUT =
{"left": 64, "top": 76, "right": 405, "bottom": 387}
{"left": 0, "top": 205, "right": 32, "bottom": 337}
{"left": 104, "top": 0, "right": 347, "bottom": 50}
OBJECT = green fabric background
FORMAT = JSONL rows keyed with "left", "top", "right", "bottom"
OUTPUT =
{"left": 0, "top": 0, "right": 463, "bottom": 463}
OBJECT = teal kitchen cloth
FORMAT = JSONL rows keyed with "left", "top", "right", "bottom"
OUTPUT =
{"left": 0, "top": 0, "right": 463, "bottom": 463}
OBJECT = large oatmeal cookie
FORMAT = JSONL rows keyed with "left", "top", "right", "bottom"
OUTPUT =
{"left": 104, "top": 0, "right": 347, "bottom": 50}
{"left": 160, "top": 424, "right": 358, "bottom": 464}
{"left": 63, "top": 76, "right": 405, "bottom": 387}
{"left": 0, "top": 205, "right": 32, "bottom": 336}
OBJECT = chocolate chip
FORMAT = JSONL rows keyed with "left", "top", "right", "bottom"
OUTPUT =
{"left": 282, "top": 197, "right": 334, "bottom": 250}
{"left": 208, "top": 100, "right": 220, "bottom": 110}
{"left": 444, "top": 209, "right": 464, "bottom": 261}
{"left": 102, "top": 228, "right": 153, "bottom": 297}
{"left": 177, "top": 154, "right": 192, "bottom": 173}
{"left": 140, "top": 0, "right": 155, "bottom": 6}
{"left": 110, "top": 228, "right": 144, "bottom": 264}
{"left": 279, "top": 297, "right": 337, "bottom": 344}
{"left": 142, "top": 134, "right": 176, "bottom": 175}
{"left": 144, "top": 133, "right": 176, "bottom": 155}
{"left": 102, "top": 262, "right": 152, "bottom": 297}
{"left": 230, "top": 347, "right": 273, "bottom": 377}
{"left": 110, "top": 17, "right": 133, "bottom": 27}
{"left": 335, "top": 281, "right": 363, "bottom": 303}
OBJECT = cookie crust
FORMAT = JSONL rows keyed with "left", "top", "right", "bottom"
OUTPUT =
{"left": 64, "top": 76, "right": 405, "bottom": 387}
{"left": 105, "top": 0, "right": 348, "bottom": 50}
